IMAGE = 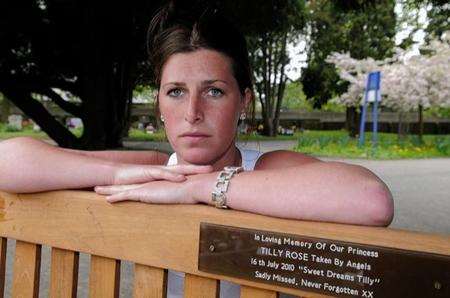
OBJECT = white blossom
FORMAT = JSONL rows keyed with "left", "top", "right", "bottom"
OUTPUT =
{"left": 326, "top": 33, "right": 450, "bottom": 112}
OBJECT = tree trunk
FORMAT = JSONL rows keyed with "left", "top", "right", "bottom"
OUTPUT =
{"left": 1, "top": 96, "right": 10, "bottom": 123}
{"left": 398, "top": 112, "right": 407, "bottom": 141}
{"left": 262, "top": 113, "right": 276, "bottom": 137}
{"left": 77, "top": 2, "right": 135, "bottom": 150}
{"left": 418, "top": 104, "right": 423, "bottom": 142}
{"left": 346, "top": 106, "right": 360, "bottom": 138}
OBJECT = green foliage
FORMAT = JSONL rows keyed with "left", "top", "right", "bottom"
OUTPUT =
{"left": 127, "top": 128, "right": 167, "bottom": 142}
{"left": 281, "top": 81, "right": 312, "bottom": 111}
{"left": 247, "top": 0, "right": 306, "bottom": 135}
{"left": 5, "top": 125, "right": 21, "bottom": 132}
{"left": 320, "top": 100, "right": 346, "bottom": 112}
{"left": 425, "top": 0, "right": 450, "bottom": 41}
{"left": 133, "top": 85, "right": 156, "bottom": 104}
{"left": 0, "top": 122, "right": 48, "bottom": 139}
{"left": 424, "top": 106, "right": 450, "bottom": 119}
{"left": 301, "top": 0, "right": 397, "bottom": 108}
{"left": 295, "top": 130, "right": 450, "bottom": 159}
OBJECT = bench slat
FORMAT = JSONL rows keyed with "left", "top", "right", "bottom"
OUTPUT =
{"left": 89, "top": 255, "right": 120, "bottom": 298}
{"left": 50, "top": 248, "right": 79, "bottom": 298}
{"left": 1, "top": 191, "right": 449, "bottom": 297}
{"left": 184, "top": 273, "right": 219, "bottom": 298}
{"left": 241, "top": 286, "right": 278, "bottom": 298}
{"left": 12, "top": 241, "right": 41, "bottom": 298}
{"left": 133, "top": 264, "right": 167, "bottom": 298}
{"left": 0, "top": 237, "right": 6, "bottom": 298}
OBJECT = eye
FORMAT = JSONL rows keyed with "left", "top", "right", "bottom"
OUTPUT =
{"left": 207, "top": 88, "right": 224, "bottom": 97}
{"left": 167, "top": 88, "right": 184, "bottom": 98}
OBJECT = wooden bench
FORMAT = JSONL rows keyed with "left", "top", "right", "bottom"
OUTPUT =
{"left": 0, "top": 190, "right": 449, "bottom": 297}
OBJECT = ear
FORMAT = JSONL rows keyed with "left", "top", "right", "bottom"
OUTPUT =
{"left": 241, "top": 88, "right": 253, "bottom": 113}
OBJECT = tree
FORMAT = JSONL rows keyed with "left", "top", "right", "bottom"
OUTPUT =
{"left": 301, "top": 0, "right": 397, "bottom": 137}
{"left": 281, "top": 81, "right": 311, "bottom": 111}
{"left": 0, "top": 0, "right": 165, "bottom": 149}
{"left": 247, "top": 0, "right": 306, "bottom": 136}
{"left": 399, "top": 0, "right": 450, "bottom": 43}
{"left": 327, "top": 34, "right": 450, "bottom": 140}
{"left": 383, "top": 36, "right": 450, "bottom": 139}
{"left": 0, "top": 93, "right": 10, "bottom": 123}
{"left": 0, "top": 0, "right": 299, "bottom": 148}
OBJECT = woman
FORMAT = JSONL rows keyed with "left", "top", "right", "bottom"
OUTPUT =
{"left": 0, "top": 4, "right": 393, "bottom": 298}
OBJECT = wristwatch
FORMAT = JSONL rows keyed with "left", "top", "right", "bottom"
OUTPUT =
{"left": 211, "top": 166, "right": 244, "bottom": 209}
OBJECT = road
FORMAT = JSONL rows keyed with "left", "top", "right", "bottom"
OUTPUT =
{"left": 3, "top": 140, "right": 449, "bottom": 297}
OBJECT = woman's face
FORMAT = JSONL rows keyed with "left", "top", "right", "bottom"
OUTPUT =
{"left": 158, "top": 49, "right": 251, "bottom": 165}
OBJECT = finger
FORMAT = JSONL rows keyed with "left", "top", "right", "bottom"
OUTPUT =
{"left": 143, "top": 168, "right": 187, "bottom": 182}
{"left": 95, "top": 184, "right": 143, "bottom": 195}
{"left": 106, "top": 191, "right": 140, "bottom": 203}
{"left": 165, "top": 164, "right": 214, "bottom": 175}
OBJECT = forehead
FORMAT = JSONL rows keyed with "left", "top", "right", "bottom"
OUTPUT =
{"left": 160, "top": 49, "right": 235, "bottom": 84}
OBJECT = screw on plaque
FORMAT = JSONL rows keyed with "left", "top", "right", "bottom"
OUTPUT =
{"left": 434, "top": 281, "right": 441, "bottom": 290}
{"left": 209, "top": 244, "right": 215, "bottom": 252}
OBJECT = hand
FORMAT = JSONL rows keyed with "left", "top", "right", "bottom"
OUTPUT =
{"left": 94, "top": 179, "right": 196, "bottom": 204}
{"left": 112, "top": 164, "right": 213, "bottom": 185}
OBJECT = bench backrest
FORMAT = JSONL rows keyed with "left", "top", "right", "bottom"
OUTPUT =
{"left": 0, "top": 190, "right": 449, "bottom": 297}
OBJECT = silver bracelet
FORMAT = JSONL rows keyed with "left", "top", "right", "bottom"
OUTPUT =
{"left": 211, "top": 166, "right": 243, "bottom": 209}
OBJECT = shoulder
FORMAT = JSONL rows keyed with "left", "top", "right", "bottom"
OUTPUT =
{"left": 254, "top": 150, "right": 321, "bottom": 170}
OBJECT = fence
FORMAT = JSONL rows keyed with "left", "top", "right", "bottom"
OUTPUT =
{"left": 0, "top": 190, "right": 449, "bottom": 297}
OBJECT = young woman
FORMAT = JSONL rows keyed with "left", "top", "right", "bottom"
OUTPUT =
{"left": 0, "top": 4, "right": 393, "bottom": 298}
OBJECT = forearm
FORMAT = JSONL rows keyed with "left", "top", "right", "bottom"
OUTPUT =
{"left": 61, "top": 148, "right": 168, "bottom": 165}
{"left": 0, "top": 137, "right": 119, "bottom": 193}
{"left": 188, "top": 162, "right": 393, "bottom": 226}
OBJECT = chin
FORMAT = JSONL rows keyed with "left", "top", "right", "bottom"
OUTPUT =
{"left": 179, "top": 148, "right": 216, "bottom": 165}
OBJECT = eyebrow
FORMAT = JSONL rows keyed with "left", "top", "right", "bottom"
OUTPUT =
{"left": 162, "top": 80, "right": 228, "bottom": 88}
{"left": 202, "top": 80, "right": 228, "bottom": 86}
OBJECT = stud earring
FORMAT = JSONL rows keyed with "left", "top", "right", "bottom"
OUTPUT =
{"left": 160, "top": 115, "right": 165, "bottom": 122}
{"left": 239, "top": 113, "right": 246, "bottom": 121}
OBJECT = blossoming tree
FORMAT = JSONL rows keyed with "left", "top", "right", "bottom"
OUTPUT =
{"left": 327, "top": 33, "right": 450, "bottom": 140}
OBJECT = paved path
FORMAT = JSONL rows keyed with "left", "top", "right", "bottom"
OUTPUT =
{"left": 3, "top": 140, "right": 449, "bottom": 297}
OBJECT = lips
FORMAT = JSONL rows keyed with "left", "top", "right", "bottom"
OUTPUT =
{"left": 180, "top": 132, "right": 210, "bottom": 137}
{"left": 180, "top": 132, "right": 211, "bottom": 143}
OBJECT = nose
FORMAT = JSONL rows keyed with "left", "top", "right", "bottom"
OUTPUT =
{"left": 184, "top": 93, "right": 203, "bottom": 124}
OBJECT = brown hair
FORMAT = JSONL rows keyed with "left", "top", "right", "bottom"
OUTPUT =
{"left": 147, "top": 2, "right": 256, "bottom": 131}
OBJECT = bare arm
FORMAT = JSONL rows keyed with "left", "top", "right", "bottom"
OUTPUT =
{"left": 0, "top": 137, "right": 167, "bottom": 193}
{"left": 93, "top": 150, "right": 393, "bottom": 227}
{"left": 187, "top": 152, "right": 393, "bottom": 226}
{"left": 60, "top": 148, "right": 169, "bottom": 165}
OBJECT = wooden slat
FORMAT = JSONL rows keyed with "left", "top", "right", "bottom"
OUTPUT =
{"left": 11, "top": 240, "right": 41, "bottom": 298}
{"left": 0, "top": 237, "right": 6, "bottom": 298}
{"left": 1, "top": 190, "right": 449, "bottom": 297}
{"left": 241, "top": 285, "right": 278, "bottom": 298}
{"left": 50, "top": 248, "right": 79, "bottom": 298}
{"left": 89, "top": 255, "right": 120, "bottom": 298}
{"left": 184, "top": 273, "right": 219, "bottom": 298}
{"left": 133, "top": 264, "right": 167, "bottom": 298}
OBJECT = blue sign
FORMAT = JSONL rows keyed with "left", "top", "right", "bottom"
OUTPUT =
{"left": 359, "top": 71, "right": 381, "bottom": 147}
{"left": 367, "top": 71, "right": 381, "bottom": 91}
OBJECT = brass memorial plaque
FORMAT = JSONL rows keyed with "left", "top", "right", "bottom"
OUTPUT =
{"left": 198, "top": 223, "right": 450, "bottom": 298}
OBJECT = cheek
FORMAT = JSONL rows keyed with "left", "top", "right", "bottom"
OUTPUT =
{"left": 212, "top": 107, "right": 240, "bottom": 134}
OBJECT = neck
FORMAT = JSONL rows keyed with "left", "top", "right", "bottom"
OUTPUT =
{"left": 210, "top": 145, "right": 241, "bottom": 172}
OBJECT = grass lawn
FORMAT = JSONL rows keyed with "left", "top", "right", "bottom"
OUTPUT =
{"left": 1, "top": 123, "right": 448, "bottom": 159}
{"left": 0, "top": 123, "right": 81, "bottom": 139}
{"left": 294, "top": 130, "right": 450, "bottom": 159}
